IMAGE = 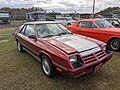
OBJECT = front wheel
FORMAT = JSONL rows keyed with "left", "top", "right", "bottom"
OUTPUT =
{"left": 109, "top": 38, "right": 120, "bottom": 51}
{"left": 17, "top": 41, "right": 24, "bottom": 52}
{"left": 41, "top": 55, "right": 55, "bottom": 78}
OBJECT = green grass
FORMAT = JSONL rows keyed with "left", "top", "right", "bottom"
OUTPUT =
{"left": 0, "top": 28, "right": 120, "bottom": 90}
{"left": 0, "top": 28, "right": 15, "bottom": 35}
{"left": 11, "top": 20, "right": 26, "bottom": 25}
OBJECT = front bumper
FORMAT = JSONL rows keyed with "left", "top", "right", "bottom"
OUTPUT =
{"left": 67, "top": 52, "right": 113, "bottom": 78}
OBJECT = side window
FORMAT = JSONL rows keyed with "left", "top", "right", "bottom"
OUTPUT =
{"left": 20, "top": 25, "right": 26, "bottom": 34}
{"left": 78, "top": 21, "right": 97, "bottom": 28}
{"left": 24, "top": 25, "right": 35, "bottom": 37}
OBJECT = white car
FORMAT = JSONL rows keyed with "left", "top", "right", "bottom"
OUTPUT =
{"left": 55, "top": 17, "right": 75, "bottom": 26}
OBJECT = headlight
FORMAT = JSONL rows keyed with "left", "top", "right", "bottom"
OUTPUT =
{"left": 101, "top": 43, "right": 107, "bottom": 51}
{"left": 70, "top": 55, "right": 84, "bottom": 68}
{"left": 102, "top": 45, "right": 106, "bottom": 51}
{"left": 70, "top": 56, "right": 77, "bottom": 64}
{"left": 102, "top": 45, "right": 112, "bottom": 54}
{"left": 106, "top": 45, "right": 112, "bottom": 54}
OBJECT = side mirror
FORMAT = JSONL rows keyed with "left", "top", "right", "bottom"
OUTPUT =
{"left": 28, "top": 35, "right": 36, "bottom": 39}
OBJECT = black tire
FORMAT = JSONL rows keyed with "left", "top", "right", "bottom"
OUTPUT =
{"left": 41, "top": 55, "right": 55, "bottom": 78}
{"left": 109, "top": 38, "right": 120, "bottom": 51}
{"left": 17, "top": 41, "right": 24, "bottom": 52}
{"left": 2, "top": 20, "right": 8, "bottom": 24}
{"left": 67, "top": 23, "right": 71, "bottom": 26}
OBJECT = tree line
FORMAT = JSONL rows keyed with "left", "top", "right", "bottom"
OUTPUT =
{"left": 0, "top": 7, "right": 120, "bottom": 20}
{"left": 97, "top": 7, "right": 120, "bottom": 15}
{"left": 0, "top": 7, "right": 45, "bottom": 20}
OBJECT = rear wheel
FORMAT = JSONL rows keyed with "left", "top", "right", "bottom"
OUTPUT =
{"left": 109, "top": 38, "right": 120, "bottom": 51}
{"left": 17, "top": 41, "right": 24, "bottom": 52}
{"left": 41, "top": 55, "right": 55, "bottom": 78}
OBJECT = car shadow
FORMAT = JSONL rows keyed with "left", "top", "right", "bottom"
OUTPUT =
{"left": 50, "top": 70, "right": 109, "bottom": 90}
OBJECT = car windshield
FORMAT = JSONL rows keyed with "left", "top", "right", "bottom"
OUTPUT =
{"left": 36, "top": 24, "right": 71, "bottom": 38}
{"left": 96, "top": 20, "right": 113, "bottom": 28}
{"left": 39, "top": 15, "right": 46, "bottom": 21}
{"left": 107, "top": 19, "right": 120, "bottom": 25}
{"left": 32, "top": 14, "right": 46, "bottom": 21}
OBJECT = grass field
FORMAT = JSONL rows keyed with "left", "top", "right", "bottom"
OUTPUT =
{"left": 0, "top": 27, "right": 120, "bottom": 90}
{"left": 0, "top": 28, "right": 15, "bottom": 35}
{"left": 11, "top": 20, "right": 26, "bottom": 26}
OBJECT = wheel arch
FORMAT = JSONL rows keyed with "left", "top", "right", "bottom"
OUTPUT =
{"left": 67, "top": 22, "right": 71, "bottom": 25}
{"left": 107, "top": 37, "right": 120, "bottom": 44}
{"left": 39, "top": 51, "right": 52, "bottom": 61}
{"left": 15, "top": 37, "right": 19, "bottom": 41}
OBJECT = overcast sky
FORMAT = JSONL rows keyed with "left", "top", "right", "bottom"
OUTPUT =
{"left": 0, "top": 0, "right": 120, "bottom": 13}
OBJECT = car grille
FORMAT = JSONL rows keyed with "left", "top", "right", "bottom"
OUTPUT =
{"left": 82, "top": 50, "right": 106, "bottom": 64}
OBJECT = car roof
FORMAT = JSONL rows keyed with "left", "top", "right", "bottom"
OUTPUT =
{"left": 78, "top": 18, "right": 105, "bottom": 22}
{"left": 25, "top": 21, "right": 59, "bottom": 25}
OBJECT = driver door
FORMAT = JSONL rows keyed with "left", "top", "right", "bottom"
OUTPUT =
{"left": 18, "top": 24, "right": 38, "bottom": 55}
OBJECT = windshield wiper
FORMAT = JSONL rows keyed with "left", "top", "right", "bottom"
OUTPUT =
{"left": 42, "top": 34, "right": 55, "bottom": 38}
{"left": 58, "top": 31, "right": 73, "bottom": 36}
{"left": 57, "top": 32, "right": 69, "bottom": 36}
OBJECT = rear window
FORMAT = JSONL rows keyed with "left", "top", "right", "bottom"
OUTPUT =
{"left": 0, "top": 12, "right": 9, "bottom": 18}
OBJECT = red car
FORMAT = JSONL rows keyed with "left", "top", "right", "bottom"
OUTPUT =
{"left": 67, "top": 19, "right": 120, "bottom": 51}
{"left": 14, "top": 21, "right": 112, "bottom": 78}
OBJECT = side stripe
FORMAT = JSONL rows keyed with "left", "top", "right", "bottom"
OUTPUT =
{"left": 52, "top": 61, "right": 67, "bottom": 71}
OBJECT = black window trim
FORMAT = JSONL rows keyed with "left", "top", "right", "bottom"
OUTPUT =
{"left": 19, "top": 24, "right": 27, "bottom": 35}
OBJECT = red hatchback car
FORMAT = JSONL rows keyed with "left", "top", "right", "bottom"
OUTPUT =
{"left": 14, "top": 21, "right": 112, "bottom": 78}
{"left": 67, "top": 19, "right": 120, "bottom": 51}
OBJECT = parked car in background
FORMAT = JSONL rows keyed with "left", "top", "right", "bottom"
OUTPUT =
{"left": 14, "top": 21, "right": 112, "bottom": 78}
{"left": 67, "top": 18, "right": 120, "bottom": 51}
{"left": 106, "top": 18, "right": 120, "bottom": 28}
{"left": 0, "top": 11, "right": 10, "bottom": 23}
{"left": 89, "top": 14, "right": 104, "bottom": 18}
{"left": 26, "top": 11, "right": 52, "bottom": 21}
{"left": 55, "top": 17, "right": 75, "bottom": 26}
{"left": 118, "top": 19, "right": 120, "bottom": 22}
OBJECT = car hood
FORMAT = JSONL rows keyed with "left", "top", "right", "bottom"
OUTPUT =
{"left": 44, "top": 34, "right": 99, "bottom": 54}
